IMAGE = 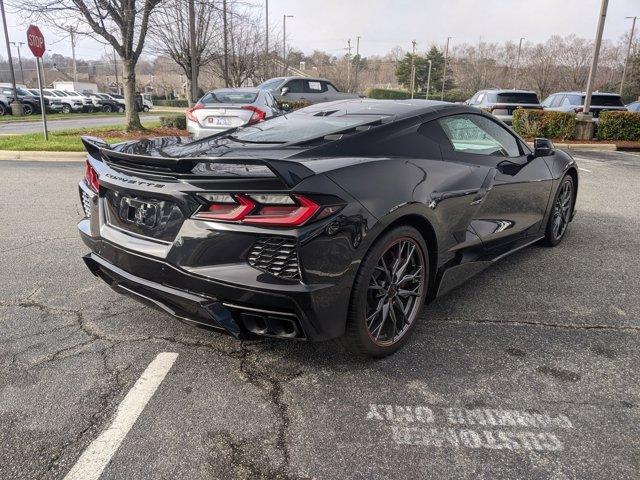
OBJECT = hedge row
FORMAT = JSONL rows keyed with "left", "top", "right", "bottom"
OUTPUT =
{"left": 159, "top": 115, "right": 187, "bottom": 130}
{"left": 597, "top": 111, "right": 640, "bottom": 141}
{"left": 512, "top": 110, "right": 576, "bottom": 140}
{"left": 365, "top": 88, "right": 470, "bottom": 103}
{"left": 154, "top": 99, "right": 189, "bottom": 108}
{"left": 277, "top": 100, "right": 310, "bottom": 111}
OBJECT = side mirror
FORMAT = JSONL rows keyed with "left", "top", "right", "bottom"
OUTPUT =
{"left": 533, "top": 138, "right": 554, "bottom": 157}
{"left": 280, "top": 86, "right": 289, "bottom": 96}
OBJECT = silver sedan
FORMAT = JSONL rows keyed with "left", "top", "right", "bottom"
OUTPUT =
{"left": 186, "top": 88, "right": 282, "bottom": 139}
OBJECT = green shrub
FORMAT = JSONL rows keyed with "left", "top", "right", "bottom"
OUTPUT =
{"left": 597, "top": 111, "right": 640, "bottom": 141}
{"left": 154, "top": 99, "right": 189, "bottom": 108}
{"left": 159, "top": 115, "right": 187, "bottom": 130}
{"left": 277, "top": 100, "right": 310, "bottom": 111}
{"left": 365, "top": 88, "right": 471, "bottom": 103}
{"left": 512, "top": 109, "right": 576, "bottom": 140}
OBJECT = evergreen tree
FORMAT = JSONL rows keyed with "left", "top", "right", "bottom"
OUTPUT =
{"left": 395, "top": 46, "right": 454, "bottom": 95}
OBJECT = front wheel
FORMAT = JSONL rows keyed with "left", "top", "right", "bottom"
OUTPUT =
{"left": 142, "top": 105, "right": 150, "bottom": 112}
{"left": 344, "top": 226, "right": 428, "bottom": 358}
{"left": 543, "top": 174, "right": 575, "bottom": 246}
{"left": 23, "top": 104, "right": 33, "bottom": 115}
{"left": 103, "top": 104, "right": 113, "bottom": 113}
{"left": 0, "top": 103, "right": 6, "bottom": 116}
{"left": 61, "top": 104, "right": 71, "bottom": 114}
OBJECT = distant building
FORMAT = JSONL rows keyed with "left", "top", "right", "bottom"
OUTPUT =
{"left": 53, "top": 81, "right": 98, "bottom": 94}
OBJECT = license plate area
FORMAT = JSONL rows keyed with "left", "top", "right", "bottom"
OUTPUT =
{"left": 104, "top": 189, "right": 185, "bottom": 243}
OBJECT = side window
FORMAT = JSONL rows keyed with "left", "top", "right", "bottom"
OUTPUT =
{"left": 324, "top": 82, "right": 338, "bottom": 92}
{"left": 561, "top": 97, "right": 572, "bottom": 108}
{"left": 476, "top": 93, "right": 485, "bottom": 105}
{"left": 284, "top": 80, "right": 304, "bottom": 93}
{"left": 541, "top": 95, "right": 554, "bottom": 107}
{"left": 567, "top": 94, "right": 582, "bottom": 106}
{"left": 305, "top": 80, "right": 326, "bottom": 93}
{"left": 438, "top": 114, "right": 521, "bottom": 158}
{"left": 550, "top": 95, "right": 565, "bottom": 108}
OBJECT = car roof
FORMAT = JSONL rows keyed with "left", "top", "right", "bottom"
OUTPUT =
{"left": 297, "top": 98, "right": 465, "bottom": 119}
{"left": 478, "top": 89, "right": 538, "bottom": 94}
{"left": 281, "top": 76, "right": 331, "bottom": 83}
{"left": 549, "top": 91, "right": 621, "bottom": 96}
{"left": 211, "top": 87, "right": 261, "bottom": 94}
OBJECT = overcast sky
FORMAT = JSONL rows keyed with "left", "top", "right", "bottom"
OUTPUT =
{"left": 3, "top": 0, "right": 639, "bottom": 61}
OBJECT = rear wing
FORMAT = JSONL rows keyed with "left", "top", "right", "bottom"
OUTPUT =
{"left": 81, "top": 136, "right": 316, "bottom": 188}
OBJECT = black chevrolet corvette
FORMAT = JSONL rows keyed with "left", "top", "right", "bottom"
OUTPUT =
{"left": 78, "top": 99, "right": 577, "bottom": 357}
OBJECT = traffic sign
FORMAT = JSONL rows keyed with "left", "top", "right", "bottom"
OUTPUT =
{"left": 27, "top": 25, "right": 45, "bottom": 58}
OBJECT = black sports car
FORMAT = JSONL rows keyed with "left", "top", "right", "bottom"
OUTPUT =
{"left": 78, "top": 99, "right": 577, "bottom": 357}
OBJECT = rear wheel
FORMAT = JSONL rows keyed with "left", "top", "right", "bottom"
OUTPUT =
{"left": 103, "top": 104, "right": 113, "bottom": 113}
{"left": 23, "top": 104, "right": 33, "bottom": 115}
{"left": 543, "top": 174, "right": 574, "bottom": 246}
{"left": 344, "top": 226, "right": 428, "bottom": 358}
{"left": 61, "top": 104, "right": 71, "bottom": 114}
{"left": 0, "top": 103, "right": 6, "bottom": 116}
{"left": 142, "top": 105, "right": 150, "bottom": 112}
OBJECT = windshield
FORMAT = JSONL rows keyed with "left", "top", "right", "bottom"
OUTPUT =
{"left": 494, "top": 92, "right": 540, "bottom": 104}
{"left": 228, "top": 112, "right": 383, "bottom": 144}
{"left": 589, "top": 95, "right": 624, "bottom": 107}
{"left": 55, "top": 91, "right": 69, "bottom": 96}
{"left": 111, "top": 94, "right": 124, "bottom": 99}
{"left": 16, "top": 88, "right": 32, "bottom": 96}
{"left": 201, "top": 91, "right": 258, "bottom": 104}
{"left": 257, "top": 78, "right": 285, "bottom": 90}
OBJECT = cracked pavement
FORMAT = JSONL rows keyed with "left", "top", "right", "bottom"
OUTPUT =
{"left": 1, "top": 151, "right": 639, "bottom": 479}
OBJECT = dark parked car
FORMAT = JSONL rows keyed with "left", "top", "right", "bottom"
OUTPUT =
{"left": 86, "top": 93, "right": 123, "bottom": 112}
{"left": 466, "top": 89, "right": 542, "bottom": 125}
{"left": 258, "top": 76, "right": 362, "bottom": 104}
{"left": 78, "top": 99, "right": 578, "bottom": 357}
{"left": 542, "top": 91, "right": 627, "bottom": 118}
{"left": 0, "top": 86, "right": 48, "bottom": 115}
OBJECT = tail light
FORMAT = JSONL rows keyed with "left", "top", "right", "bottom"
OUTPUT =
{"left": 194, "top": 193, "right": 322, "bottom": 227}
{"left": 241, "top": 105, "right": 266, "bottom": 125}
{"left": 186, "top": 102, "right": 204, "bottom": 122}
{"left": 84, "top": 160, "right": 99, "bottom": 192}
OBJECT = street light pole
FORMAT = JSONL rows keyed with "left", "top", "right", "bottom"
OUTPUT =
{"left": 426, "top": 59, "right": 432, "bottom": 99}
{"left": 410, "top": 40, "right": 416, "bottom": 99}
{"left": 354, "top": 36, "right": 360, "bottom": 92}
{"left": 10, "top": 42, "right": 25, "bottom": 84}
{"left": 583, "top": 0, "right": 609, "bottom": 115}
{"left": 440, "top": 36, "right": 451, "bottom": 101}
{"left": 346, "top": 38, "right": 352, "bottom": 92}
{"left": 620, "top": 16, "right": 638, "bottom": 96}
{"left": 0, "top": 0, "right": 22, "bottom": 115}
{"left": 512, "top": 37, "right": 524, "bottom": 90}
{"left": 223, "top": 0, "right": 229, "bottom": 87}
{"left": 282, "top": 14, "right": 293, "bottom": 76}
{"left": 265, "top": 0, "right": 269, "bottom": 79}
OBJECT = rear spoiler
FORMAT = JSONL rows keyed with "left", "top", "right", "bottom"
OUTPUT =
{"left": 81, "top": 136, "right": 315, "bottom": 188}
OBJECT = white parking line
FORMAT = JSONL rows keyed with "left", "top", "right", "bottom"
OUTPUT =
{"left": 64, "top": 352, "right": 179, "bottom": 480}
{"left": 578, "top": 167, "right": 592, "bottom": 173}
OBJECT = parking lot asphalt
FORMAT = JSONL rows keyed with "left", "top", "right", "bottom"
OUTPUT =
{"left": 0, "top": 149, "right": 639, "bottom": 480}
{"left": 0, "top": 114, "right": 162, "bottom": 134}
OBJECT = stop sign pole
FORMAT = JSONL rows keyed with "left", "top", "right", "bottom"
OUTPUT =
{"left": 26, "top": 25, "right": 48, "bottom": 140}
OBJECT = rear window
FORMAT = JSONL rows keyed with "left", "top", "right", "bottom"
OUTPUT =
{"left": 257, "top": 78, "right": 285, "bottom": 90}
{"left": 589, "top": 95, "right": 624, "bottom": 107}
{"left": 200, "top": 91, "right": 258, "bottom": 104}
{"left": 495, "top": 92, "right": 540, "bottom": 104}
{"left": 227, "top": 113, "right": 383, "bottom": 144}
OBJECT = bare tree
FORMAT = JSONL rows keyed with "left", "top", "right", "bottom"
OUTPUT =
{"left": 148, "top": 0, "right": 221, "bottom": 104}
{"left": 18, "top": 0, "right": 161, "bottom": 130}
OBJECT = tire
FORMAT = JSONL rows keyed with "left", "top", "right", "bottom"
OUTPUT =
{"left": 0, "top": 103, "right": 6, "bottom": 116}
{"left": 62, "top": 104, "right": 71, "bottom": 114}
{"left": 343, "top": 225, "right": 429, "bottom": 358}
{"left": 542, "top": 174, "right": 575, "bottom": 247}
{"left": 23, "top": 104, "right": 33, "bottom": 115}
{"left": 142, "top": 106, "right": 150, "bottom": 112}
{"left": 103, "top": 104, "right": 113, "bottom": 113}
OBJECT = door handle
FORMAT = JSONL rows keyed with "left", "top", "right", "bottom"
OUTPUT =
{"left": 470, "top": 168, "right": 497, "bottom": 205}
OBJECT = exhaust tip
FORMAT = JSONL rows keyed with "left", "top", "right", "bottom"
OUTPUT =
{"left": 239, "top": 312, "right": 300, "bottom": 339}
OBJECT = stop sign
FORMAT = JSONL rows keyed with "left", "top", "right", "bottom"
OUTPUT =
{"left": 27, "top": 25, "right": 46, "bottom": 57}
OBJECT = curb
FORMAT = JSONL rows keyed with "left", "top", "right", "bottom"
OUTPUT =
{"left": 526, "top": 142, "right": 617, "bottom": 151}
{"left": 0, "top": 150, "right": 86, "bottom": 162}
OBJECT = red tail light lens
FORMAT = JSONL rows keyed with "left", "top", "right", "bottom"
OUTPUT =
{"left": 241, "top": 105, "right": 266, "bottom": 125}
{"left": 244, "top": 195, "right": 320, "bottom": 226}
{"left": 84, "top": 160, "right": 99, "bottom": 192}
{"left": 193, "top": 194, "right": 255, "bottom": 221}
{"left": 186, "top": 102, "right": 204, "bottom": 122}
{"left": 194, "top": 193, "right": 321, "bottom": 227}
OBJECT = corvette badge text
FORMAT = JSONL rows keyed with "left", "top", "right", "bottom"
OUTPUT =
{"left": 365, "top": 404, "right": 573, "bottom": 452}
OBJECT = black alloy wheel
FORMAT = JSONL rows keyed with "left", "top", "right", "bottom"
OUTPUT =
{"left": 543, "top": 175, "right": 574, "bottom": 246}
{"left": 344, "top": 226, "right": 428, "bottom": 357}
{"left": 0, "top": 103, "right": 5, "bottom": 116}
{"left": 103, "top": 104, "right": 113, "bottom": 113}
{"left": 23, "top": 104, "right": 33, "bottom": 115}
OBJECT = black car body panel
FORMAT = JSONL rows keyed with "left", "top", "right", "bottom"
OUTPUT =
{"left": 78, "top": 99, "right": 577, "bottom": 341}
